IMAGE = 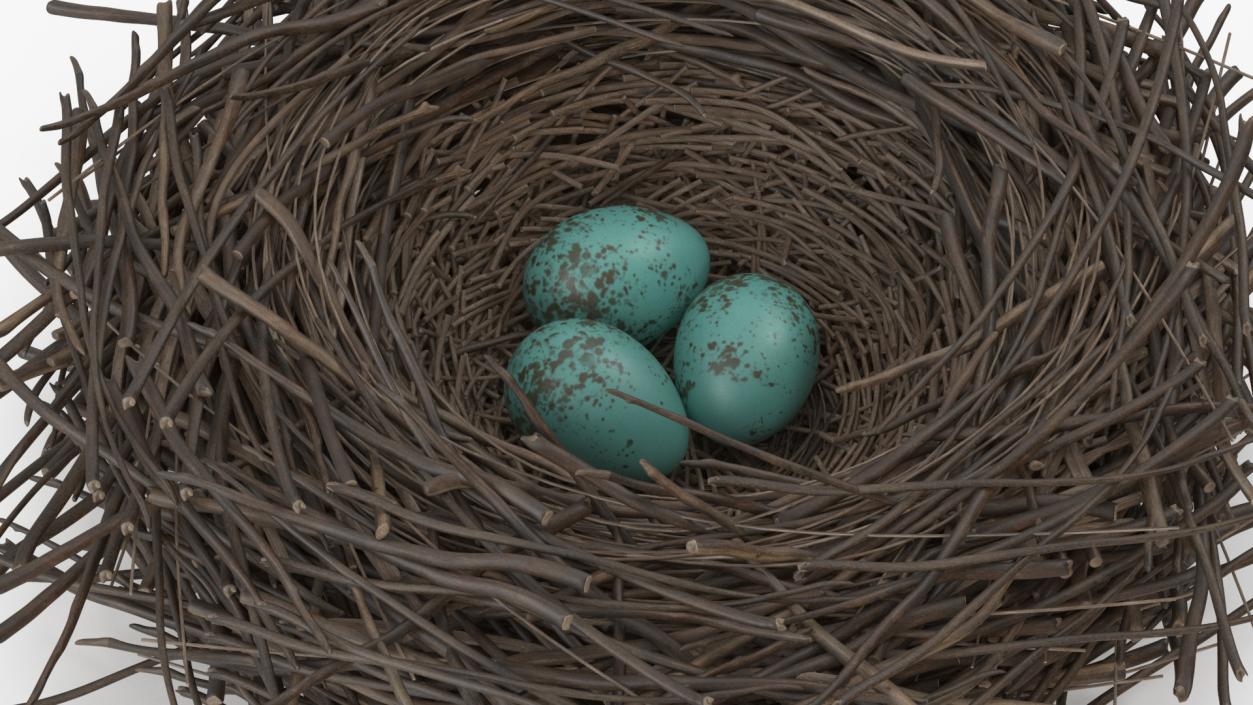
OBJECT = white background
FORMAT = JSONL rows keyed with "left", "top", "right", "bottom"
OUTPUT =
{"left": 0, "top": 1, "right": 1251, "bottom": 703}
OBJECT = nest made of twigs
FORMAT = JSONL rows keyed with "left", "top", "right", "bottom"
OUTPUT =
{"left": 3, "top": 1, "right": 1253, "bottom": 704}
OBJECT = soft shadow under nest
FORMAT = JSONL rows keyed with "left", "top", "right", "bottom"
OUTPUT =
{"left": 3, "top": 2, "right": 1253, "bottom": 705}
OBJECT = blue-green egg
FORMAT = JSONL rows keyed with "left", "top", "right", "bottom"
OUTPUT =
{"left": 674, "top": 273, "right": 820, "bottom": 444}
{"left": 523, "top": 205, "right": 709, "bottom": 344}
{"left": 505, "top": 319, "right": 689, "bottom": 479}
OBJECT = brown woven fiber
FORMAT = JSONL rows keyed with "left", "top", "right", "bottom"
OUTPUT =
{"left": 4, "top": 0, "right": 1253, "bottom": 703}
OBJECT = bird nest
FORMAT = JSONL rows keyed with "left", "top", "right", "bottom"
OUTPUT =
{"left": 3, "top": 1, "right": 1253, "bottom": 704}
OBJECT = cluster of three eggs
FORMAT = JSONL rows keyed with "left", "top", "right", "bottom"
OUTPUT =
{"left": 507, "top": 206, "right": 820, "bottom": 480}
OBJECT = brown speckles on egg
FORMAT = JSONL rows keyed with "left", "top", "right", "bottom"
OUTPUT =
{"left": 545, "top": 346, "right": 573, "bottom": 372}
{"left": 673, "top": 273, "right": 819, "bottom": 445}
{"left": 707, "top": 343, "right": 743, "bottom": 375}
{"left": 593, "top": 267, "right": 618, "bottom": 290}
{"left": 505, "top": 319, "right": 689, "bottom": 479}
{"left": 521, "top": 205, "right": 709, "bottom": 344}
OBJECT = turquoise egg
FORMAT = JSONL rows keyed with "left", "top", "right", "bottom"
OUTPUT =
{"left": 674, "top": 273, "right": 819, "bottom": 444}
{"left": 523, "top": 205, "right": 709, "bottom": 344}
{"left": 505, "top": 319, "right": 689, "bottom": 479}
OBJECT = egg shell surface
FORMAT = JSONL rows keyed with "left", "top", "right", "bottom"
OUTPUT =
{"left": 523, "top": 205, "right": 709, "bottom": 344}
{"left": 506, "top": 319, "right": 689, "bottom": 479}
{"left": 674, "top": 273, "right": 819, "bottom": 444}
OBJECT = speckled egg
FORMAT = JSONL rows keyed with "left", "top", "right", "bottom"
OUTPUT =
{"left": 523, "top": 205, "right": 709, "bottom": 344}
{"left": 674, "top": 273, "right": 819, "bottom": 444}
{"left": 505, "top": 319, "right": 689, "bottom": 479}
